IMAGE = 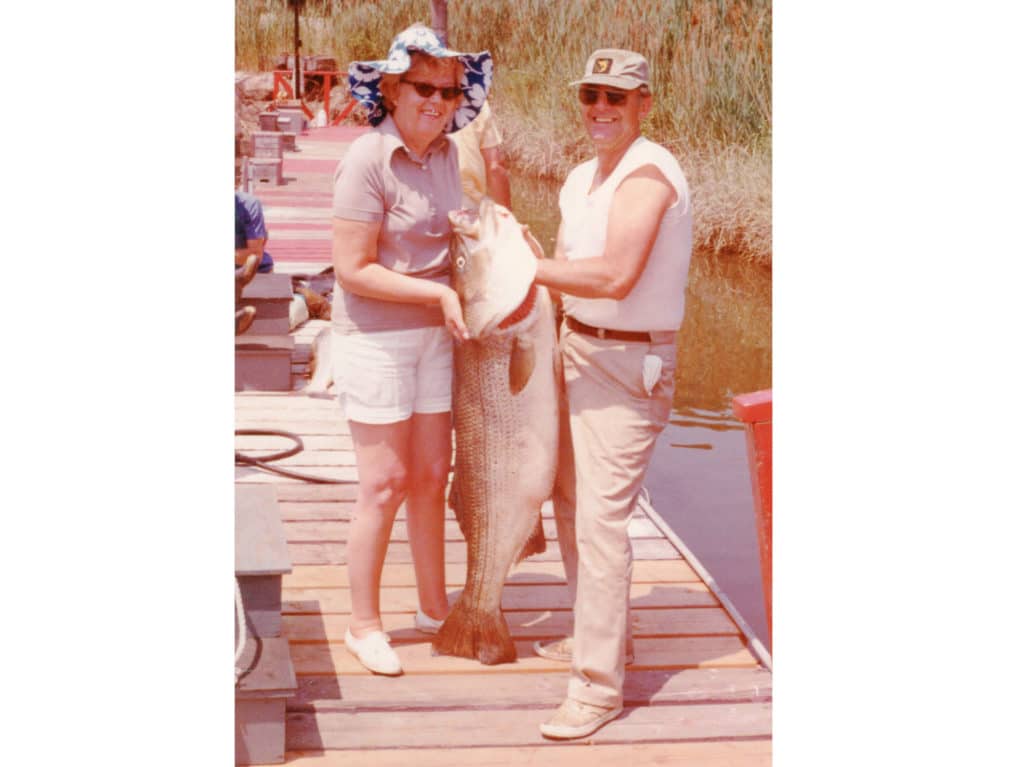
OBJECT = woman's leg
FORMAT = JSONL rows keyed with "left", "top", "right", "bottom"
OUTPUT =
{"left": 405, "top": 411, "right": 453, "bottom": 621}
{"left": 346, "top": 418, "right": 412, "bottom": 637}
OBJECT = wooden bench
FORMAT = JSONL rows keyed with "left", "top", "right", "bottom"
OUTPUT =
{"left": 240, "top": 273, "right": 293, "bottom": 336}
{"left": 236, "top": 484, "right": 295, "bottom": 765}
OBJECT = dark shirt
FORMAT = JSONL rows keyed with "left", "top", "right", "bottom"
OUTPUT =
{"left": 235, "top": 191, "right": 274, "bottom": 272}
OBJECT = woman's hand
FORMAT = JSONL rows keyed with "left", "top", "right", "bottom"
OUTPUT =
{"left": 440, "top": 287, "right": 470, "bottom": 341}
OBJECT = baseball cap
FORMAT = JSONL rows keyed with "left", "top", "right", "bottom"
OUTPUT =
{"left": 570, "top": 48, "right": 650, "bottom": 91}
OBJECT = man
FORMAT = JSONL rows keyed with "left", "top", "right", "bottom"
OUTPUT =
{"left": 235, "top": 190, "right": 274, "bottom": 335}
{"left": 449, "top": 100, "right": 512, "bottom": 209}
{"left": 235, "top": 190, "right": 275, "bottom": 274}
{"left": 531, "top": 49, "right": 693, "bottom": 740}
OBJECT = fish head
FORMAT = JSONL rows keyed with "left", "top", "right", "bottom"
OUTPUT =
{"left": 449, "top": 198, "right": 539, "bottom": 339}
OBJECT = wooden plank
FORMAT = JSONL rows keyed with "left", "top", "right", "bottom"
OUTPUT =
{"left": 275, "top": 484, "right": 359, "bottom": 502}
{"left": 282, "top": 606, "right": 739, "bottom": 643}
{"left": 288, "top": 667, "right": 772, "bottom": 711}
{"left": 281, "top": 559, "right": 698, "bottom": 588}
{"left": 288, "top": 636, "right": 757, "bottom": 675}
{"left": 282, "top": 581, "right": 716, "bottom": 615}
{"left": 280, "top": 741, "right": 771, "bottom": 767}
{"left": 236, "top": 485, "right": 292, "bottom": 575}
{"left": 281, "top": 518, "right": 664, "bottom": 544}
{"left": 285, "top": 538, "right": 682, "bottom": 566}
{"left": 285, "top": 700, "right": 770, "bottom": 749}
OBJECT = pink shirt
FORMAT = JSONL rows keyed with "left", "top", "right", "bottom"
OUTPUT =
{"left": 331, "top": 114, "right": 463, "bottom": 332}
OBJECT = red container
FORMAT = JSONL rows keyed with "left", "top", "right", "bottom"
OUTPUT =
{"left": 731, "top": 389, "right": 772, "bottom": 648}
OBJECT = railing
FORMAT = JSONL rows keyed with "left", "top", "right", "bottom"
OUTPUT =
{"left": 272, "top": 70, "right": 358, "bottom": 126}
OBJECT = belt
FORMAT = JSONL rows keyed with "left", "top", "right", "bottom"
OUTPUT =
{"left": 565, "top": 315, "right": 653, "bottom": 343}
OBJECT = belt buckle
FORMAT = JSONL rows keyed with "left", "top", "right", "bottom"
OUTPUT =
{"left": 597, "top": 327, "right": 606, "bottom": 339}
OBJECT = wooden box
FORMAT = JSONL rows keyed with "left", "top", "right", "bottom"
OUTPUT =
{"left": 257, "top": 112, "right": 279, "bottom": 131}
{"left": 235, "top": 637, "right": 296, "bottom": 765}
{"left": 252, "top": 132, "right": 284, "bottom": 160}
{"left": 246, "top": 158, "right": 282, "bottom": 187}
{"left": 235, "top": 335, "right": 294, "bottom": 391}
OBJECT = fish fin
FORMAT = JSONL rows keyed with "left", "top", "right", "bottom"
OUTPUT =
{"left": 432, "top": 597, "right": 517, "bottom": 665}
{"left": 508, "top": 335, "right": 535, "bottom": 395}
{"left": 515, "top": 512, "right": 547, "bottom": 563}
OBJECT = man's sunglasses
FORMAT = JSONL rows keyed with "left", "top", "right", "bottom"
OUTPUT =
{"left": 400, "top": 79, "right": 462, "bottom": 101}
{"left": 578, "top": 87, "right": 629, "bottom": 107}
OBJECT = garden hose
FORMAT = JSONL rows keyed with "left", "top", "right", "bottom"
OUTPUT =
{"left": 234, "top": 428, "right": 356, "bottom": 484}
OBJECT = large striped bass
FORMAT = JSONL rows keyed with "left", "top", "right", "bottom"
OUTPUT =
{"left": 433, "top": 198, "right": 559, "bottom": 665}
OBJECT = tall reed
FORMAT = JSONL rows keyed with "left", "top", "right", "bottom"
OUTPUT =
{"left": 235, "top": 0, "right": 772, "bottom": 266}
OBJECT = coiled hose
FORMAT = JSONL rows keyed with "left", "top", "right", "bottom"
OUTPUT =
{"left": 234, "top": 428, "right": 356, "bottom": 484}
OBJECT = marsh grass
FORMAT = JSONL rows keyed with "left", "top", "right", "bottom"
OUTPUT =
{"left": 235, "top": 0, "right": 772, "bottom": 266}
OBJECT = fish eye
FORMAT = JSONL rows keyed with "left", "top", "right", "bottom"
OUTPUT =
{"left": 455, "top": 256, "right": 466, "bottom": 270}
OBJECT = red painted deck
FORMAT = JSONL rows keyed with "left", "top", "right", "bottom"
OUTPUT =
{"left": 250, "top": 124, "right": 370, "bottom": 266}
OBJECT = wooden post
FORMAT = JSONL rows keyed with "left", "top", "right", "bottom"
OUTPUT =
{"left": 289, "top": 0, "right": 304, "bottom": 99}
{"left": 731, "top": 389, "right": 772, "bottom": 649}
{"left": 430, "top": 0, "right": 448, "bottom": 45}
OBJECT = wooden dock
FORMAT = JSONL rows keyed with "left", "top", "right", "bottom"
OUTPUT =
{"left": 235, "top": 123, "right": 772, "bottom": 765}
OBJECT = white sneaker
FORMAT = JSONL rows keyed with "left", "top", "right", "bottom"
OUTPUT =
{"left": 539, "top": 698, "right": 624, "bottom": 740}
{"left": 414, "top": 608, "right": 445, "bottom": 634}
{"left": 344, "top": 628, "right": 402, "bottom": 675}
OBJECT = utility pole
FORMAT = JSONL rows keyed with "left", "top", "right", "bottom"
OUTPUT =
{"left": 430, "top": 0, "right": 448, "bottom": 46}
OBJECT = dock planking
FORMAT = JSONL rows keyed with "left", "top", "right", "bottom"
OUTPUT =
{"left": 237, "top": 123, "right": 771, "bottom": 764}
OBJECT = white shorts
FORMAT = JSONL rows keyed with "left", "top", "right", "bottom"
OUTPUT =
{"left": 332, "top": 325, "right": 453, "bottom": 424}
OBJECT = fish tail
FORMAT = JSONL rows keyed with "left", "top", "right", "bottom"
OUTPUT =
{"left": 432, "top": 598, "right": 516, "bottom": 665}
{"left": 515, "top": 513, "right": 547, "bottom": 564}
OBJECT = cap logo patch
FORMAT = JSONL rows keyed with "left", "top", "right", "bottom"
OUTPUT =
{"left": 593, "top": 58, "right": 612, "bottom": 74}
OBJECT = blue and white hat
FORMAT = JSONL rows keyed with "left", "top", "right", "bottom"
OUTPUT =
{"left": 348, "top": 23, "right": 492, "bottom": 133}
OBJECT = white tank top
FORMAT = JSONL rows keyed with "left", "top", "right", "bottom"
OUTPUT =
{"left": 559, "top": 136, "right": 692, "bottom": 331}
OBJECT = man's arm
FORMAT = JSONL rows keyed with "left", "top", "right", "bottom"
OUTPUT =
{"left": 534, "top": 165, "right": 675, "bottom": 300}
{"left": 236, "top": 237, "right": 265, "bottom": 266}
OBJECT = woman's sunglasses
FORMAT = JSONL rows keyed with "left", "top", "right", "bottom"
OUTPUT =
{"left": 578, "top": 87, "right": 629, "bottom": 107}
{"left": 400, "top": 79, "right": 462, "bottom": 101}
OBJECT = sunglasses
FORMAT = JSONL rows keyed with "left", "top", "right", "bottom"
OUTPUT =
{"left": 578, "top": 87, "right": 629, "bottom": 106}
{"left": 400, "top": 79, "right": 462, "bottom": 101}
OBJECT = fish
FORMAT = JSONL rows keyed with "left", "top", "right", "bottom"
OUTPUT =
{"left": 432, "top": 198, "right": 560, "bottom": 665}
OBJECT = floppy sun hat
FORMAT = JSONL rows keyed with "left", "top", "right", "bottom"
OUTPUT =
{"left": 348, "top": 23, "right": 492, "bottom": 133}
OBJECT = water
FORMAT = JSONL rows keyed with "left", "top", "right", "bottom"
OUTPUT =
{"left": 511, "top": 172, "right": 772, "bottom": 648}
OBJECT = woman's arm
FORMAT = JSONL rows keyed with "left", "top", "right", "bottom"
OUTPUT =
{"left": 332, "top": 217, "right": 469, "bottom": 340}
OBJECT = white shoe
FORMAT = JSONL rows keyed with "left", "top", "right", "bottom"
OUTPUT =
{"left": 344, "top": 628, "right": 402, "bottom": 675}
{"left": 539, "top": 698, "right": 624, "bottom": 740}
{"left": 414, "top": 608, "right": 445, "bottom": 634}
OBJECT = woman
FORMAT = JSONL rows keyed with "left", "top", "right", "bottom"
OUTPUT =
{"left": 330, "top": 24, "right": 492, "bottom": 675}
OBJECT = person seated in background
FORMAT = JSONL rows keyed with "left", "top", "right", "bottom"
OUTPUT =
{"left": 235, "top": 190, "right": 275, "bottom": 274}
{"left": 235, "top": 190, "right": 275, "bottom": 335}
{"left": 449, "top": 99, "right": 511, "bottom": 209}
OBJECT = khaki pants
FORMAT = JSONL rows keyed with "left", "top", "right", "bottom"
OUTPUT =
{"left": 551, "top": 322, "right": 676, "bottom": 708}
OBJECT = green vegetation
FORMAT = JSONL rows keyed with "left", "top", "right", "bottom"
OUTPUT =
{"left": 236, "top": 0, "right": 772, "bottom": 267}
